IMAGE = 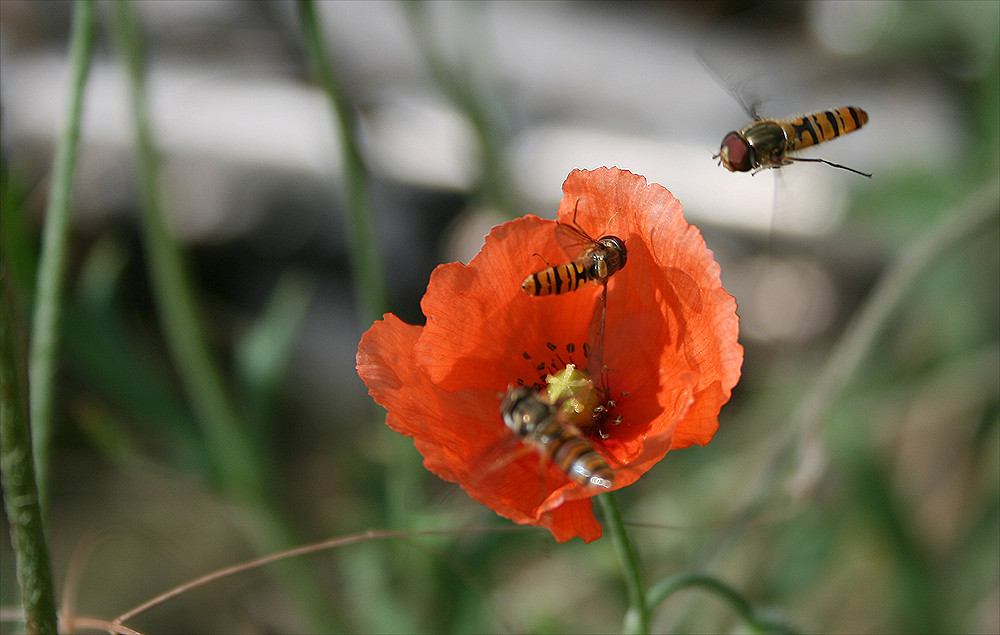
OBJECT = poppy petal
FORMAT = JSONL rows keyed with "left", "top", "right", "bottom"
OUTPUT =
{"left": 356, "top": 167, "right": 743, "bottom": 542}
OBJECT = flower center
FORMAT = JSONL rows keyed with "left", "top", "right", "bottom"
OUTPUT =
{"left": 544, "top": 364, "right": 600, "bottom": 428}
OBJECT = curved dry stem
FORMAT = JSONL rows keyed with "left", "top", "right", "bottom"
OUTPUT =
{"left": 64, "top": 616, "right": 144, "bottom": 635}
{"left": 112, "top": 526, "right": 526, "bottom": 627}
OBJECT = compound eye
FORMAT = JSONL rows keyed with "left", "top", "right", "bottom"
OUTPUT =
{"left": 600, "top": 236, "right": 626, "bottom": 269}
{"left": 718, "top": 131, "right": 753, "bottom": 172}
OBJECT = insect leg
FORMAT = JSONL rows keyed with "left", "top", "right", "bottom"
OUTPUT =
{"left": 788, "top": 156, "right": 872, "bottom": 178}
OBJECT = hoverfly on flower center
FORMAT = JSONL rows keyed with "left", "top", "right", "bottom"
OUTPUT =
{"left": 500, "top": 364, "right": 621, "bottom": 491}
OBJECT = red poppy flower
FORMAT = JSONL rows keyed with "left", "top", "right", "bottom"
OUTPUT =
{"left": 357, "top": 167, "right": 742, "bottom": 542}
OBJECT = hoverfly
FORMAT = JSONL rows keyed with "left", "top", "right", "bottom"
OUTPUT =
{"left": 522, "top": 202, "right": 626, "bottom": 418}
{"left": 699, "top": 49, "right": 871, "bottom": 179}
{"left": 715, "top": 106, "right": 871, "bottom": 178}
{"left": 521, "top": 204, "right": 627, "bottom": 296}
{"left": 500, "top": 386, "right": 614, "bottom": 490}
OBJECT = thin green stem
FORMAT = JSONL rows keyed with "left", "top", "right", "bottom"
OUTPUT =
{"left": 107, "top": 3, "right": 339, "bottom": 629}
{"left": 597, "top": 493, "right": 649, "bottom": 635}
{"left": 108, "top": 0, "right": 261, "bottom": 502}
{"left": 28, "top": 0, "right": 96, "bottom": 512}
{"left": 647, "top": 573, "right": 796, "bottom": 634}
{"left": 297, "top": 0, "right": 388, "bottom": 326}
{"left": 3, "top": 251, "right": 59, "bottom": 635}
{"left": 404, "top": 2, "right": 517, "bottom": 217}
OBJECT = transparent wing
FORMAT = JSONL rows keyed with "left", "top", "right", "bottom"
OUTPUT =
{"left": 584, "top": 285, "right": 608, "bottom": 387}
{"left": 553, "top": 220, "right": 599, "bottom": 261}
{"left": 696, "top": 49, "right": 763, "bottom": 121}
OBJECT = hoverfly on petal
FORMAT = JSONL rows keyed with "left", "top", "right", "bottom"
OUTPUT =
{"left": 521, "top": 220, "right": 626, "bottom": 296}
{"left": 522, "top": 201, "right": 627, "bottom": 421}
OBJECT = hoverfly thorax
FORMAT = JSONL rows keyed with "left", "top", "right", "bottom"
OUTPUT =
{"left": 501, "top": 387, "right": 552, "bottom": 440}
{"left": 590, "top": 235, "right": 627, "bottom": 282}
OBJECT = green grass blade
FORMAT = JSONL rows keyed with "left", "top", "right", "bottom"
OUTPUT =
{"left": 3, "top": 246, "right": 58, "bottom": 634}
{"left": 28, "top": 0, "right": 96, "bottom": 512}
{"left": 107, "top": 3, "right": 342, "bottom": 627}
{"left": 297, "top": 0, "right": 388, "bottom": 326}
{"left": 647, "top": 573, "right": 797, "bottom": 634}
{"left": 107, "top": 0, "right": 262, "bottom": 501}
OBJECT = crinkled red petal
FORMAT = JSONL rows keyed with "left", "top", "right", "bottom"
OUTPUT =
{"left": 356, "top": 167, "right": 742, "bottom": 543}
{"left": 357, "top": 313, "right": 603, "bottom": 541}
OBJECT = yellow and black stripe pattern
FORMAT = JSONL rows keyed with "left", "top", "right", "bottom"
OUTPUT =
{"left": 716, "top": 105, "right": 869, "bottom": 175}
{"left": 784, "top": 106, "right": 868, "bottom": 152}
{"left": 500, "top": 387, "right": 613, "bottom": 490}
{"left": 521, "top": 235, "right": 626, "bottom": 296}
{"left": 522, "top": 261, "right": 590, "bottom": 295}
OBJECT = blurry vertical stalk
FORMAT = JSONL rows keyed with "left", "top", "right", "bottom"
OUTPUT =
{"left": 106, "top": 2, "right": 339, "bottom": 629}
{"left": 28, "top": 0, "right": 95, "bottom": 513}
{"left": 296, "top": 0, "right": 387, "bottom": 328}
{"left": 787, "top": 175, "right": 1000, "bottom": 494}
{"left": 297, "top": 5, "right": 433, "bottom": 631}
{"left": 108, "top": 0, "right": 259, "bottom": 504}
{"left": 597, "top": 493, "right": 649, "bottom": 635}
{"left": 405, "top": 1, "right": 517, "bottom": 218}
{"left": 728, "top": 174, "right": 1000, "bottom": 529}
{"left": 3, "top": 249, "right": 59, "bottom": 635}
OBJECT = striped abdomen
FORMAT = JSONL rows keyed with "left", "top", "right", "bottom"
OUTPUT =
{"left": 544, "top": 425, "right": 614, "bottom": 490}
{"left": 522, "top": 261, "right": 589, "bottom": 295}
{"left": 500, "top": 387, "right": 613, "bottom": 490}
{"left": 522, "top": 237, "right": 626, "bottom": 296}
{"left": 782, "top": 106, "right": 868, "bottom": 152}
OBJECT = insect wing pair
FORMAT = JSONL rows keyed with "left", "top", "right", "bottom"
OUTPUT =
{"left": 521, "top": 220, "right": 627, "bottom": 296}
{"left": 499, "top": 386, "right": 614, "bottom": 491}
{"left": 521, "top": 213, "right": 626, "bottom": 390}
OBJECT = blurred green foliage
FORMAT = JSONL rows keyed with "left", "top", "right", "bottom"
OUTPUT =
{"left": 1, "top": 1, "right": 997, "bottom": 633}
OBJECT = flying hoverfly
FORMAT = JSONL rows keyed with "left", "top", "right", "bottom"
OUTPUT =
{"left": 699, "top": 50, "right": 871, "bottom": 179}
{"left": 500, "top": 385, "right": 614, "bottom": 490}
{"left": 715, "top": 106, "right": 871, "bottom": 178}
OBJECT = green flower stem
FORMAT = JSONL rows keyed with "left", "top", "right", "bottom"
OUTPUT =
{"left": 597, "top": 493, "right": 649, "bottom": 635}
{"left": 28, "top": 0, "right": 96, "bottom": 512}
{"left": 107, "top": 3, "right": 339, "bottom": 629}
{"left": 3, "top": 257, "right": 59, "bottom": 634}
{"left": 647, "top": 573, "right": 795, "bottom": 634}
{"left": 297, "top": 0, "right": 388, "bottom": 326}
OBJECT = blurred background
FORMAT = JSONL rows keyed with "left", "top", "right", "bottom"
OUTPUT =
{"left": 1, "top": 1, "right": 997, "bottom": 633}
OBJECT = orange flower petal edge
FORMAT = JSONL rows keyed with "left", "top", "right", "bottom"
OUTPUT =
{"left": 356, "top": 167, "right": 743, "bottom": 542}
